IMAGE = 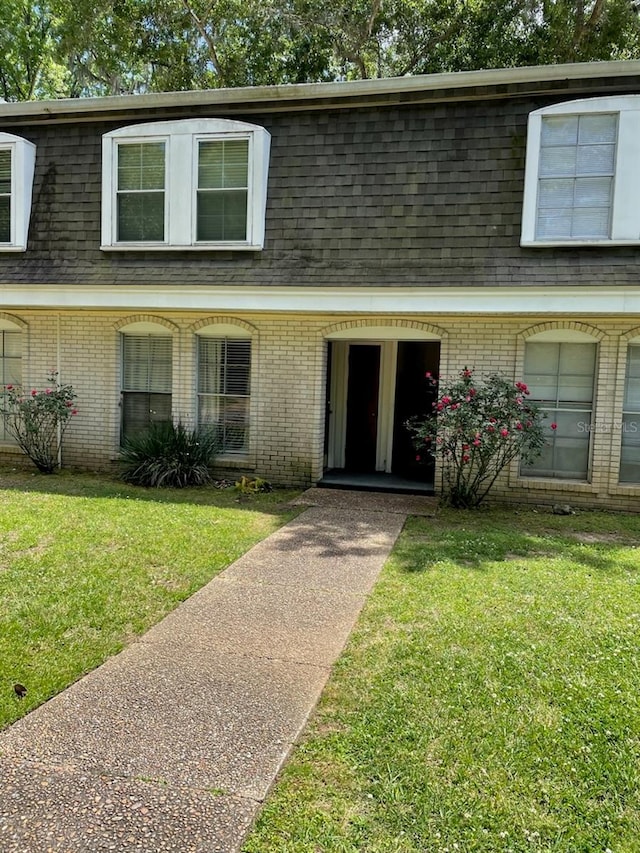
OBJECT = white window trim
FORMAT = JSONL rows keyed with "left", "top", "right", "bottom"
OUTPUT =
{"left": 101, "top": 118, "right": 270, "bottom": 251}
{"left": 0, "top": 132, "right": 36, "bottom": 253}
{"left": 521, "top": 95, "right": 640, "bottom": 247}
{"left": 196, "top": 324, "right": 254, "bottom": 462}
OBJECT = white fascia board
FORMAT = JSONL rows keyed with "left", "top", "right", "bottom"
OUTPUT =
{"left": 2, "top": 285, "right": 640, "bottom": 315}
{"left": 3, "top": 60, "right": 640, "bottom": 120}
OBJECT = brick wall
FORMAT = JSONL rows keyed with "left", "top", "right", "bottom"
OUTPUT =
{"left": 2, "top": 308, "right": 640, "bottom": 511}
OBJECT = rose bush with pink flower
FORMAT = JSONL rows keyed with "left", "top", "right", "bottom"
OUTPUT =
{"left": 3, "top": 373, "right": 78, "bottom": 473}
{"left": 407, "top": 368, "right": 546, "bottom": 508}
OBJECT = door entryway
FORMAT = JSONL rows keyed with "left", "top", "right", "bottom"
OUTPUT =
{"left": 344, "top": 345, "right": 380, "bottom": 471}
{"left": 324, "top": 338, "right": 440, "bottom": 490}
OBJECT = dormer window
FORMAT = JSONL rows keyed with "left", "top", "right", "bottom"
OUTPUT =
{"left": 521, "top": 96, "right": 640, "bottom": 246}
{"left": 0, "top": 132, "right": 36, "bottom": 252}
{"left": 101, "top": 119, "right": 270, "bottom": 251}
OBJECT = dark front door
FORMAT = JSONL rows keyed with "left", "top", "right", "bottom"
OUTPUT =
{"left": 345, "top": 344, "right": 380, "bottom": 472}
{"left": 392, "top": 341, "right": 440, "bottom": 480}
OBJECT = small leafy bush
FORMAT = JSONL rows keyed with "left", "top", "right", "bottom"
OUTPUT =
{"left": 408, "top": 368, "right": 546, "bottom": 508}
{"left": 119, "top": 421, "right": 220, "bottom": 488}
{"left": 235, "top": 475, "right": 272, "bottom": 495}
{"left": 4, "top": 373, "right": 78, "bottom": 473}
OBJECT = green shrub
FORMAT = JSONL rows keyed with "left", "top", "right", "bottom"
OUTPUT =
{"left": 235, "top": 475, "right": 272, "bottom": 495}
{"left": 408, "top": 368, "right": 546, "bottom": 508}
{"left": 4, "top": 373, "right": 78, "bottom": 473}
{"left": 119, "top": 421, "right": 220, "bottom": 488}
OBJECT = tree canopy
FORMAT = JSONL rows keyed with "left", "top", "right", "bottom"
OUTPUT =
{"left": 1, "top": 0, "right": 639, "bottom": 101}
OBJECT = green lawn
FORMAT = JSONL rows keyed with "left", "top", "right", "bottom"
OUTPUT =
{"left": 0, "top": 468, "right": 298, "bottom": 729}
{"left": 244, "top": 507, "right": 640, "bottom": 853}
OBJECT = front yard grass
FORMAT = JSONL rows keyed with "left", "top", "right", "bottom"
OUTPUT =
{"left": 244, "top": 507, "right": 640, "bottom": 853}
{"left": 0, "top": 468, "right": 298, "bottom": 730}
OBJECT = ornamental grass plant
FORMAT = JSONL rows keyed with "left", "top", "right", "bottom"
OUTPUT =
{"left": 119, "top": 420, "right": 220, "bottom": 487}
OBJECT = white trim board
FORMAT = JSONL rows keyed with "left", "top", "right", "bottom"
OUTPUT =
{"left": 2, "top": 284, "right": 640, "bottom": 315}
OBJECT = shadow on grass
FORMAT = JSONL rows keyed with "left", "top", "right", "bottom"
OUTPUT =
{"left": 0, "top": 466, "right": 301, "bottom": 516}
{"left": 394, "top": 510, "right": 640, "bottom": 574}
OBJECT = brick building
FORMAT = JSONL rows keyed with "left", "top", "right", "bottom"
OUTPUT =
{"left": 1, "top": 61, "right": 640, "bottom": 508}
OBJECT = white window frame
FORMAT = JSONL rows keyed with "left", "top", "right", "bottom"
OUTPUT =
{"left": 0, "top": 327, "right": 22, "bottom": 443}
{"left": 196, "top": 324, "right": 252, "bottom": 459}
{"left": 519, "top": 332, "right": 598, "bottom": 482}
{"left": 102, "top": 119, "right": 270, "bottom": 251}
{"left": 521, "top": 95, "right": 640, "bottom": 246}
{"left": 120, "top": 326, "right": 173, "bottom": 444}
{"left": 619, "top": 343, "right": 640, "bottom": 484}
{"left": 0, "top": 132, "right": 36, "bottom": 253}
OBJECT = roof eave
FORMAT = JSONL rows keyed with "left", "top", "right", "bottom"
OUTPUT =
{"left": 2, "top": 59, "right": 640, "bottom": 122}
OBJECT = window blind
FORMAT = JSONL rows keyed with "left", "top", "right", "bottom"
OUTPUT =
{"left": 198, "top": 337, "right": 251, "bottom": 453}
{"left": 521, "top": 342, "right": 596, "bottom": 480}
{"left": 121, "top": 335, "right": 172, "bottom": 441}
{"left": 537, "top": 114, "right": 617, "bottom": 240}
{"left": 0, "top": 149, "right": 11, "bottom": 243}
{"left": 620, "top": 345, "right": 640, "bottom": 483}
{"left": 197, "top": 139, "right": 248, "bottom": 242}
{"left": 117, "top": 142, "right": 165, "bottom": 242}
{"left": 0, "top": 330, "right": 21, "bottom": 442}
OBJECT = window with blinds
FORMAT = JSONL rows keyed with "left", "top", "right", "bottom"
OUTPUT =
{"left": 116, "top": 142, "right": 166, "bottom": 242}
{"left": 121, "top": 334, "right": 172, "bottom": 442}
{"left": 198, "top": 337, "right": 251, "bottom": 454}
{"left": 0, "top": 149, "right": 11, "bottom": 244}
{"left": 521, "top": 341, "right": 596, "bottom": 480}
{"left": 197, "top": 139, "right": 249, "bottom": 242}
{"left": 0, "top": 330, "right": 22, "bottom": 442}
{"left": 102, "top": 119, "right": 270, "bottom": 250}
{"left": 536, "top": 114, "right": 617, "bottom": 240}
{"left": 620, "top": 345, "right": 640, "bottom": 483}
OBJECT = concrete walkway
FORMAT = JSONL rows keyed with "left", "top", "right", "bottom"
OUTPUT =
{"left": 0, "top": 489, "right": 435, "bottom": 853}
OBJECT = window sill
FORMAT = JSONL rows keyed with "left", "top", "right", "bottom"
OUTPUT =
{"left": 0, "top": 245, "right": 26, "bottom": 253}
{"left": 608, "top": 483, "right": 640, "bottom": 496}
{"left": 521, "top": 238, "right": 640, "bottom": 248}
{"left": 100, "top": 243, "right": 263, "bottom": 252}
{"left": 215, "top": 455, "right": 254, "bottom": 467}
{"left": 514, "top": 476, "right": 595, "bottom": 493}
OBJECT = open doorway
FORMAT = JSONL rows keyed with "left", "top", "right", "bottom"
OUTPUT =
{"left": 325, "top": 338, "right": 440, "bottom": 488}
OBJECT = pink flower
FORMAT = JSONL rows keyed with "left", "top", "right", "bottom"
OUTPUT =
{"left": 515, "top": 381, "right": 528, "bottom": 392}
{"left": 436, "top": 403, "right": 444, "bottom": 412}
{"left": 441, "top": 395, "right": 452, "bottom": 405}
{"left": 450, "top": 403, "right": 460, "bottom": 410}
{"left": 30, "top": 389, "right": 37, "bottom": 397}
{"left": 415, "top": 454, "right": 421, "bottom": 462}
{"left": 463, "top": 368, "right": 473, "bottom": 377}
{"left": 465, "top": 395, "right": 471, "bottom": 402}
{"left": 515, "top": 422, "right": 523, "bottom": 430}
{"left": 515, "top": 396, "right": 523, "bottom": 405}
{"left": 71, "top": 409, "right": 78, "bottom": 415}
{"left": 6, "top": 384, "right": 12, "bottom": 391}
{"left": 45, "top": 388, "right": 51, "bottom": 395}
{"left": 500, "top": 428, "right": 509, "bottom": 437}
{"left": 473, "top": 438, "right": 481, "bottom": 447}
{"left": 487, "top": 425, "right": 495, "bottom": 433}
{"left": 462, "top": 454, "right": 470, "bottom": 463}
{"left": 489, "top": 417, "right": 497, "bottom": 423}
{"left": 469, "top": 387, "right": 477, "bottom": 397}
{"left": 462, "top": 443, "right": 470, "bottom": 451}
{"left": 526, "top": 420, "right": 532, "bottom": 427}
{"left": 550, "top": 422, "right": 558, "bottom": 430}
{"left": 425, "top": 371, "right": 432, "bottom": 379}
